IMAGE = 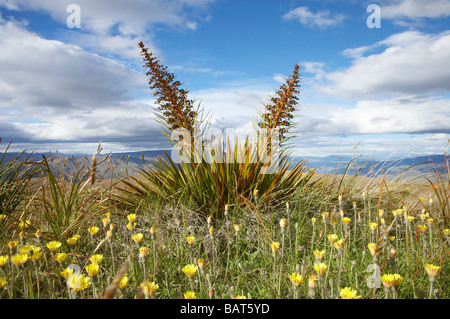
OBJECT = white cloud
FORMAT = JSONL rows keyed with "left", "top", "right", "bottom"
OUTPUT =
{"left": 381, "top": 0, "right": 450, "bottom": 19}
{"left": 320, "top": 30, "right": 450, "bottom": 99}
{"left": 283, "top": 6, "right": 346, "bottom": 28}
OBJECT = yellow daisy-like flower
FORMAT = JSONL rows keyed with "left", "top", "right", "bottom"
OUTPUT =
{"left": 35, "top": 229, "right": 42, "bottom": 239}
{"left": 392, "top": 274, "right": 403, "bottom": 287}
{"left": 101, "top": 217, "right": 110, "bottom": 229}
{"left": 140, "top": 280, "right": 159, "bottom": 299}
{"left": 0, "top": 255, "right": 9, "bottom": 267}
{"left": 313, "top": 249, "right": 325, "bottom": 261}
{"left": 0, "top": 214, "right": 6, "bottom": 221}
{"left": 333, "top": 238, "right": 347, "bottom": 251}
{"left": 424, "top": 264, "right": 441, "bottom": 281}
{"left": 18, "top": 219, "right": 31, "bottom": 229}
{"left": 184, "top": 291, "right": 197, "bottom": 299}
{"left": 55, "top": 253, "right": 68, "bottom": 264}
{"left": 18, "top": 245, "right": 40, "bottom": 256}
{"left": 380, "top": 274, "right": 395, "bottom": 289}
{"left": 85, "top": 263, "right": 100, "bottom": 277}
{"left": 150, "top": 226, "right": 156, "bottom": 236}
{"left": 118, "top": 274, "right": 128, "bottom": 290}
{"left": 132, "top": 233, "right": 144, "bottom": 244}
{"left": 311, "top": 217, "right": 317, "bottom": 224}
{"left": 88, "top": 225, "right": 100, "bottom": 236}
{"left": 313, "top": 262, "right": 328, "bottom": 276}
{"left": 289, "top": 272, "right": 304, "bottom": 286}
{"left": 67, "top": 273, "right": 91, "bottom": 291}
{"left": 392, "top": 209, "right": 403, "bottom": 217}
{"left": 389, "top": 236, "right": 396, "bottom": 241}
{"left": 327, "top": 234, "right": 338, "bottom": 244}
{"left": 106, "top": 230, "right": 113, "bottom": 240}
{"left": 46, "top": 241, "right": 62, "bottom": 252}
{"left": 369, "top": 222, "right": 378, "bottom": 231}
{"left": 417, "top": 224, "right": 427, "bottom": 232}
{"left": 342, "top": 217, "right": 351, "bottom": 225}
{"left": 197, "top": 258, "right": 205, "bottom": 270}
{"left": 11, "top": 253, "right": 28, "bottom": 267}
{"left": 340, "top": 287, "right": 362, "bottom": 299}
{"left": 407, "top": 216, "right": 415, "bottom": 223}
{"left": 89, "top": 254, "right": 103, "bottom": 265}
{"left": 0, "top": 277, "right": 7, "bottom": 289}
{"left": 126, "top": 222, "right": 136, "bottom": 231}
{"left": 66, "top": 236, "right": 78, "bottom": 246}
{"left": 182, "top": 264, "right": 198, "bottom": 278}
{"left": 207, "top": 215, "right": 212, "bottom": 225}
{"left": 139, "top": 246, "right": 149, "bottom": 259}
{"left": 234, "top": 295, "right": 247, "bottom": 299}
{"left": 60, "top": 267, "right": 74, "bottom": 280}
{"left": 308, "top": 274, "right": 318, "bottom": 289}
{"left": 186, "top": 236, "right": 195, "bottom": 245}
{"left": 426, "top": 218, "right": 435, "bottom": 225}
{"left": 367, "top": 243, "right": 378, "bottom": 257}
{"left": 233, "top": 224, "right": 240, "bottom": 233}
{"left": 443, "top": 229, "right": 450, "bottom": 236}
{"left": 8, "top": 241, "right": 18, "bottom": 250}
{"left": 209, "top": 226, "right": 215, "bottom": 236}
{"left": 419, "top": 213, "right": 428, "bottom": 221}
{"left": 279, "top": 218, "right": 287, "bottom": 229}
{"left": 271, "top": 242, "right": 280, "bottom": 254}
{"left": 127, "top": 214, "right": 137, "bottom": 224}
{"left": 31, "top": 251, "right": 43, "bottom": 262}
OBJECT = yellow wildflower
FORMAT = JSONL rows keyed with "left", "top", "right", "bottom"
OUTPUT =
{"left": 184, "top": 291, "right": 197, "bottom": 299}
{"left": 271, "top": 242, "right": 280, "bottom": 254}
{"left": 127, "top": 214, "right": 137, "bottom": 224}
{"left": 368, "top": 243, "right": 378, "bottom": 257}
{"left": 88, "top": 225, "right": 100, "bottom": 236}
{"left": 11, "top": 253, "right": 28, "bottom": 267}
{"left": 182, "top": 264, "right": 198, "bottom": 278}
{"left": 308, "top": 274, "right": 318, "bottom": 289}
{"left": 0, "top": 277, "right": 7, "bottom": 289}
{"left": 321, "top": 212, "right": 329, "bottom": 221}
{"left": 313, "top": 262, "right": 328, "bottom": 277}
{"left": 8, "top": 241, "right": 18, "bottom": 250}
{"left": 381, "top": 274, "right": 395, "bottom": 289}
{"left": 234, "top": 224, "right": 240, "bottom": 233}
{"left": 426, "top": 218, "right": 435, "bottom": 225}
{"left": 417, "top": 224, "right": 427, "bottom": 232}
{"left": 85, "top": 263, "right": 100, "bottom": 277}
{"left": 18, "top": 219, "right": 31, "bottom": 229}
{"left": 66, "top": 236, "right": 78, "bottom": 246}
{"left": 369, "top": 222, "right": 378, "bottom": 231}
{"left": 234, "top": 295, "right": 247, "bottom": 299}
{"left": 443, "top": 229, "right": 450, "bottom": 236}
{"left": 89, "top": 254, "right": 103, "bottom": 265}
{"left": 139, "top": 246, "right": 149, "bottom": 259}
{"left": 55, "top": 253, "right": 68, "bottom": 264}
{"left": 327, "top": 234, "right": 338, "bottom": 244}
{"left": 60, "top": 267, "right": 74, "bottom": 280}
{"left": 186, "top": 236, "right": 195, "bottom": 245}
{"left": 289, "top": 272, "right": 304, "bottom": 286}
{"left": 280, "top": 218, "right": 287, "bottom": 229}
{"left": 67, "top": 273, "right": 91, "bottom": 291}
{"left": 392, "top": 274, "right": 403, "bottom": 287}
{"left": 0, "top": 255, "right": 9, "bottom": 267}
{"left": 46, "top": 241, "right": 62, "bottom": 252}
{"left": 424, "top": 264, "right": 441, "bottom": 282}
{"left": 31, "top": 251, "right": 43, "bottom": 262}
{"left": 340, "top": 287, "right": 362, "bottom": 299}
{"left": 209, "top": 226, "right": 215, "bottom": 236}
{"left": 126, "top": 222, "right": 136, "bottom": 231}
{"left": 333, "top": 238, "right": 347, "bottom": 251}
{"left": 313, "top": 249, "right": 325, "bottom": 261}
{"left": 132, "top": 233, "right": 144, "bottom": 244}
{"left": 140, "top": 280, "right": 159, "bottom": 299}
{"left": 197, "top": 258, "right": 205, "bottom": 270}
{"left": 342, "top": 217, "right": 351, "bottom": 225}
{"left": 118, "top": 274, "right": 128, "bottom": 289}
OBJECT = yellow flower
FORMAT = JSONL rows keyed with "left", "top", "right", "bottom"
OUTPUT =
{"left": 392, "top": 209, "right": 403, "bottom": 217}
{"left": 327, "top": 234, "right": 338, "bottom": 244}
{"left": 0, "top": 277, "right": 7, "bottom": 289}
{"left": 182, "top": 264, "right": 198, "bottom": 278}
{"left": 313, "top": 262, "right": 328, "bottom": 276}
{"left": 369, "top": 222, "right": 378, "bottom": 231}
{"left": 234, "top": 295, "right": 247, "bottom": 299}
{"left": 85, "top": 263, "right": 100, "bottom": 277}
{"left": 118, "top": 274, "right": 128, "bottom": 289}
{"left": 8, "top": 241, "right": 18, "bottom": 250}
{"left": 67, "top": 273, "right": 91, "bottom": 291}
{"left": 340, "top": 287, "right": 362, "bottom": 299}
{"left": 31, "top": 251, "right": 43, "bottom": 262}
{"left": 11, "top": 253, "right": 28, "bottom": 267}
{"left": 132, "top": 233, "right": 144, "bottom": 244}
{"left": 209, "top": 226, "right": 215, "bottom": 236}
{"left": 0, "top": 214, "right": 6, "bottom": 221}
{"left": 233, "top": 224, "right": 240, "bottom": 233}
{"left": 313, "top": 249, "right": 325, "bottom": 261}
{"left": 311, "top": 217, "right": 317, "bottom": 224}
{"left": 381, "top": 274, "right": 395, "bottom": 289}
{"left": 19, "top": 245, "right": 40, "bottom": 256}
{"left": 101, "top": 217, "right": 110, "bottom": 228}
{"left": 342, "top": 217, "right": 351, "bottom": 225}
{"left": 308, "top": 274, "right": 318, "bottom": 289}
{"left": 18, "top": 219, "right": 31, "bottom": 229}
{"left": 184, "top": 291, "right": 197, "bottom": 299}
{"left": 88, "top": 225, "right": 100, "bottom": 236}
{"left": 139, "top": 246, "right": 149, "bottom": 259}
{"left": 271, "top": 242, "right": 280, "bottom": 254}
{"left": 35, "top": 229, "right": 42, "bottom": 239}
{"left": 46, "top": 241, "right": 62, "bottom": 252}
{"left": 66, "top": 236, "right": 78, "bottom": 246}
{"left": 333, "top": 238, "right": 347, "bottom": 251}
{"left": 150, "top": 226, "right": 156, "bottom": 237}
{"left": 280, "top": 218, "right": 287, "bottom": 229}
{"left": 197, "top": 258, "right": 205, "bottom": 270}
{"left": 424, "top": 264, "right": 441, "bottom": 281}
{"left": 140, "top": 280, "right": 159, "bottom": 298}
{"left": 106, "top": 230, "right": 113, "bottom": 240}
{"left": 0, "top": 255, "right": 9, "bottom": 267}
{"left": 389, "top": 236, "right": 396, "bottom": 241}
{"left": 443, "top": 229, "right": 450, "bottom": 236}
{"left": 126, "top": 222, "right": 136, "bottom": 231}
{"left": 60, "top": 267, "right": 74, "bottom": 280}
{"left": 368, "top": 243, "right": 378, "bottom": 257}
{"left": 89, "top": 254, "right": 103, "bottom": 265}
{"left": 207, "top": 215, "right": 212, "bottom": 225}
{"left": 55, "top": 253, "right": 68, "bottom": 264}
{"left": 289, "top": 272, "right": 304, "bottom": 286}
{"left": 186, "top": 236, "right": 195, "bottom": 245}
{"left": 321, "top": 212, "right": 329, "bottom": 221}
{"left": 392, "top": 274, "right": 403, "bottom": 287}
{"left": 127, "top": 214, "right": 137, "bottom": 223}
{"left": 407, "top": 216, "right": 415, "bottom": 223}
{"left": 417, "top": 224, "right": 427, "bottom": 232}
{"left": 419, "top": 213, "right": 428, "bottom": 221}
{"left": 426, "top": 218, "right": 435, "bottom": 225}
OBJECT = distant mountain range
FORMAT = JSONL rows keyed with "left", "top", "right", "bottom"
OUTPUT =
{"left": 1, "top": 149, "right": 447, "bottom": 181}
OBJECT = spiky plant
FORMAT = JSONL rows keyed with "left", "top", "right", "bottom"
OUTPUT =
{"left": 116, "top": 43, "right": 319, "bottom": 218}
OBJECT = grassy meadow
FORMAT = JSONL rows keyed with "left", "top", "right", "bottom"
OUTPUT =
{"left": 0, "top": 43, "right": 448, "bottom": 300}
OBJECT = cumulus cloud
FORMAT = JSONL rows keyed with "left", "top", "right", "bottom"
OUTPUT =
{"left": 381, "top": 0, "right": 450, "bottom": 19}
{"left": 283, "top": 6, "right": 346, "bottom": 28}
{"left": 320, "top": 30, "right": 450, "bottom": 99}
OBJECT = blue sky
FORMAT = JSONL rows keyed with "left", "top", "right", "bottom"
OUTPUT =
{"left": 0, "top": 0, "right": 449, "bottom": 159}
